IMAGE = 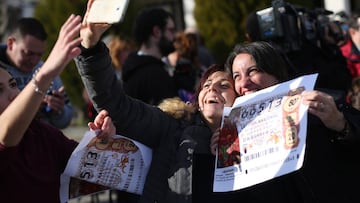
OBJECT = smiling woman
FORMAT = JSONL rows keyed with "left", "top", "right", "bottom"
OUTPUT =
{"left": 217, "top": 41, "right": 360, "bottom": 202}
{"left": 195, "top": 64, "right": 236, "bottom": 131}
{"left": 76, "top": 41, "right": 239, "bottom": 201}
{"left": 226, "top": 42, "right": 288, "bottom": 96}
{"left": 74, "top": 6, "right": 240, "bottom": 202}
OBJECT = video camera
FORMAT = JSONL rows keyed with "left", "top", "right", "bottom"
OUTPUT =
{"left": 256, "top": 0, "right": 347, "bottom": 52}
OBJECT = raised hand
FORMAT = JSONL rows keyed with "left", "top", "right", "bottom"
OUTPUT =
{"left": 80, "top": 0, "right": 111, "bottom": 48}
{"left": 40, "top": 14, "right": 82, "bottom": 78}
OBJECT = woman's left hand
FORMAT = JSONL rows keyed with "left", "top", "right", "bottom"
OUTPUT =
{"left": 302, "top": 90, "right": 346, "bottom": 132}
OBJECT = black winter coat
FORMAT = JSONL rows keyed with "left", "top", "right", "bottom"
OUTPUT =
{"left": 122, "top": 52, "right": 177, "bottom": 105}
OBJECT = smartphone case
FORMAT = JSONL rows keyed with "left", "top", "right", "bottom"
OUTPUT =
{"left": 87, "top": 0, "right": 129, "bottom": 24}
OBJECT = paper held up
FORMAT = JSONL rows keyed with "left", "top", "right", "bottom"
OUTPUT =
{"left": 60, "top": 130, "right": 152, "bottom": 203}
{"left": 213, "top": 74, "right": 318, "bottom": 192}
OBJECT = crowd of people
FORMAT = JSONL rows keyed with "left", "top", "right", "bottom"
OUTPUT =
{"left": 1, "top": 0, "right": 360, "bottom": 202}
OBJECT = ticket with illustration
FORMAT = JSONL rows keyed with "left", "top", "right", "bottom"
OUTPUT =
{"left": 60, "top": 131, "right": 152, "bottom": 202}
{"left": 214, "top": 73, "right": 318, "bottom": 192}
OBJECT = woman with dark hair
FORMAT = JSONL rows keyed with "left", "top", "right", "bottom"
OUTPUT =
{"left": 348, "top": 77, "right": 360, "bottom": 110}
{"left": 226, "top": 42, "right": 289, "bottom": 84}
{"left": 212, "top": 41, "right": 360, "bottom": 202}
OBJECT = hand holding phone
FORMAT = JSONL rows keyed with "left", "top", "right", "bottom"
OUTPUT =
{"left": 87, "top": 0, "right": 129, "bottom": 24}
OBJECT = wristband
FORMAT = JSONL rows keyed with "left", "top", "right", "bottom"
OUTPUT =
{"left": 32, "top": 79, "right": 47, "bottom": 96}
{"left": 31, "top": 68, "right": 53, "bottom": 96}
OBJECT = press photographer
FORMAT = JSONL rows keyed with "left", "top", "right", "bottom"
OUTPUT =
{"left": 246, "top": 0, "right": 352, "bottom": 94}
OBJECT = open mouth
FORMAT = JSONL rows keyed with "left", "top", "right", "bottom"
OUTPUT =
{"left": 205, "top": 97, "right": 223, "bottom": 104}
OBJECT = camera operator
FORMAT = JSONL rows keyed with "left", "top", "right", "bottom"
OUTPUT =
{"left": 340, "top": 12, "right": 360, "bottom": 79}
{"left": 246, "top": 1, "right": 352, "bottom": 97}
{"left": 245, "top": 2, "right": 360, "bottom": 202}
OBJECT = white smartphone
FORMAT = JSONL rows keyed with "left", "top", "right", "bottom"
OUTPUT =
{"left": 87, "top": 0, "right": 129, "bottom": 24}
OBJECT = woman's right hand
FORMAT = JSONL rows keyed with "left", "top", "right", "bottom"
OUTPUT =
{"left": 37, "top": 14, "right": 82, "bottom": 79}
{"left": 302, "top": 90, "right": 346, "bottom": 132}
{"left": 88, "top": 110, "right": 116, "bottom": 138}
{"left": 80, "top": 0, "right": 111, "bottom": 48}
{"left": 210, "top": 128, "right": 220, "bottom": 155}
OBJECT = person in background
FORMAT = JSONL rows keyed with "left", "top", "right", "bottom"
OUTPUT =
{"left": 121, "top": 7, "right": 178, "bottom": 105}
{"left": 211, "top": 41, "right": 360, "bottom": 202}
{"left": 163, "top": 31, "right": 204, "bottom": 102}
{"left": 184, "top": 26, "right": 216, "bottom": 68}
{"left": 0, "top": 14, "right": 115, "bottom": 203}
{"left": 347, "top": 77, "right": 360, "bottom": 110}
{"left": 340, "top": 12, "right": 360, "bottom": 79}
{"left": 246, "top": 10, "right": 352, "bottom": 95}
{"left": 0, "top": 17, "right": 73, "bottom": 129}
{"left": 108, "top": 35, "right": 136, "bottom": 84}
